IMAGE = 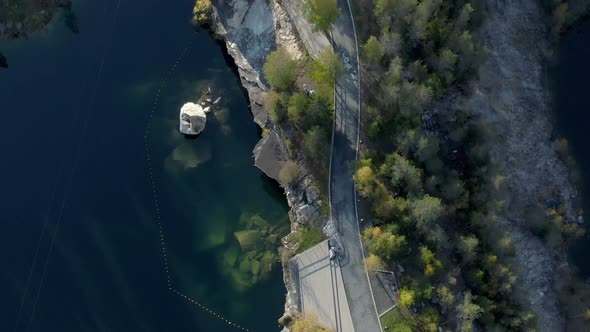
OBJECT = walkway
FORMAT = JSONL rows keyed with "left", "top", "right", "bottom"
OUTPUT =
{"left": 329, "top": 0, "right": 382, "bottom": 331}
{"left": 292, "top": 240, "right": 355, "bottom": 332}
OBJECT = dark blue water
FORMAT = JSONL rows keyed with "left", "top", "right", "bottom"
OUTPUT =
{"left": 549, "top": 19, "right": 590, "bottom": 278}
{"left": 0, "top": 1, "right": 288, "bottom": 331}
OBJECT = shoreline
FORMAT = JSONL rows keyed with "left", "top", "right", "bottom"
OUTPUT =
{"left": 209, "top": 0, "right": 330, "bottom": 324}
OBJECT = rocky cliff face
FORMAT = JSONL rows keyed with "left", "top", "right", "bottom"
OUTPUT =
{"left": 211, "top": 0, "right": 327, "bottom": 322}
{"left": 432, "top": 0, "right": 579, "bottom": 330}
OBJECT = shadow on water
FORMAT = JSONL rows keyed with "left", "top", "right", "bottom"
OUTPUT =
{"left": 549, "top": 18, "right": 590, "bottom": 278}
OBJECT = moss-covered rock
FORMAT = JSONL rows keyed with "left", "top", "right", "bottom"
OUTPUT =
{"left": 234, "top": 230, "right": 263, "bottom": 251}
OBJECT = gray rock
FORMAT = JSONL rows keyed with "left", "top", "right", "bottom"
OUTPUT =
{"left": 296, "top": 204, "right": 320, "bottom": 224}
{"left": 305, "top": 186, "right": 318, "bottom": 203}
{"left": 253, "top": 131, "right": 286, "bottom": 182}
{"left": 179, "top": 102, "right": 207, "bottom": 135}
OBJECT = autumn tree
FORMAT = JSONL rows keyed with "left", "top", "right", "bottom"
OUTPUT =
{"left": 399, "top": 288, "right": 416, "bottom": 308}
{"left": 365, "top": 254, "right": 385, "bottom": 272}
{"left": 354, "top": 166, "right": 376, "bottom": 197}
{"left": 420, "top": 246, "right": 442, "bottom": 277}
{"left": 363, "top": 226, "right": 407, "bottom": 260}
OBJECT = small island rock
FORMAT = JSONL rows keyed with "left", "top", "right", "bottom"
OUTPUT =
{"left": 179, "top": 102, "right": 206, "bottom": 135}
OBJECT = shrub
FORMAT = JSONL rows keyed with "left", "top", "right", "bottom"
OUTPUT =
{"left": 294, "top": 226, "right": 326, "bottom": 254}
{"left": 279, "top": 160, "right": 300, "bottom": 185}
{"left": 263, "top": 47, "right": 297, "bottom": 90}
{"left": 290, "top": 314, "right": 331, "bottom": 332}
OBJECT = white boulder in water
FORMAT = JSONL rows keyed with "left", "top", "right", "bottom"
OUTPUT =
{"left": 179, "top": 102, "right": 206, "bottom": 135}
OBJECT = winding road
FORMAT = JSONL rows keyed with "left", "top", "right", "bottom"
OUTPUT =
{"left": 329, "top": 1, "right": 382, "bottom": 331}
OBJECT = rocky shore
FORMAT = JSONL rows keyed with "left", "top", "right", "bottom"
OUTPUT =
{"left": 210, "top": 0, "right": 329, "bottom": 323}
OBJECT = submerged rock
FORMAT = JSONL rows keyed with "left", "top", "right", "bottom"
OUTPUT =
{"left": 179, "top": 102, "right": 207, "bottom": 135}
{"left": 167, "top": 142, "right": 212, "bottom": 170}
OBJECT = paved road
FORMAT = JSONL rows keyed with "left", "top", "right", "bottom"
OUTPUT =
{"left": 329, "top": 1, "right": 382, "bottom": 331}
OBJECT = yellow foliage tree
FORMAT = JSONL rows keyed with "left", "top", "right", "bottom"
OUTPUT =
{"left": 291, "top": 314, "right": 332, "bottom": 332}
{"left": 399, "top": 288, "right": 416, "bottom": 308}
{"left": 365, "top": 254, "right": 385, "bottom": 272}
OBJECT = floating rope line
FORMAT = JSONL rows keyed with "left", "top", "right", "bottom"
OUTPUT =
{"left": 143, "top": 39, "right": 252, "bottom": 332}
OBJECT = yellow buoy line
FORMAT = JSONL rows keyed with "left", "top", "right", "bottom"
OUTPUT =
{"left": 143, "top": 39, "right": 251, "bottom": 332}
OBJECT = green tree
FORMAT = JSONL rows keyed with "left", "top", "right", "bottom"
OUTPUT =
{"left": 303, "top": 126, "right": 329, "bottom": 165}
{"left": 398, "top": 81, "right": 433, "bottom": 116}
{"left": 263, "top": 47, "right": 297, "bottom": 90}
{"left": 303, "top": 94, "right": 332, "bottom": 129}
{"left": 416, "top": 307, "right": 440, "bottom": 332}
{"left": 362, "top": 36, "right": 384, "bottom": 64}
{"left": 303, "top": 0, "right": 341, "bottom": 33}
{"left": 457, "top": 291, "right": 483, "bottom": 332}
{"left": 457, "top": 234, "right": 479, "bottom": 264}
{"left": 436, "top": 48, "right": 458, "bottom": 85}
{"left": 375, "top": 0, "right": 417, "bottom": 21}
{"left": 265, "top": 91, "right": 288, "bottom": 123}
{"left": 373, "top": 195, "right": 409, "bottom": 220}
{"left": 382, "top": 153, "right": 423, "bottom": 196}
{"left": 436, "top": 285, "right": 455, "bottom": 309}
{"left": 410, "top": 195, "right": 443, "bottom": 232}
{"left": 312, "top": 48, "right": 345, "bottom": 86}
{"left": 287, "top": 93, "right": 308, "bottom": 127}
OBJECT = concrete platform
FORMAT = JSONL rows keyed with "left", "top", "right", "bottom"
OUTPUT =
{"left": 291, "top": 240, "right": 355, "bottom": 332}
